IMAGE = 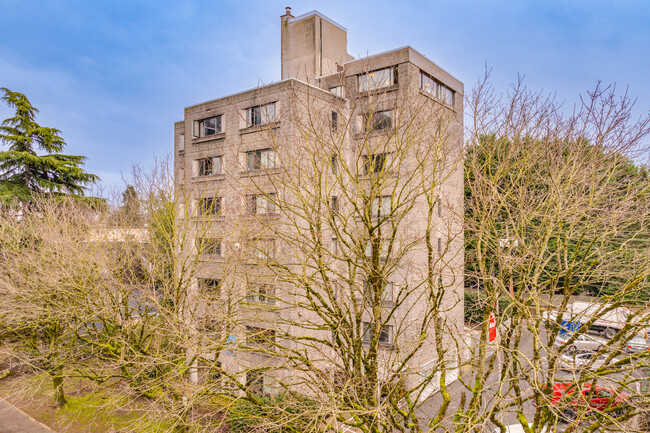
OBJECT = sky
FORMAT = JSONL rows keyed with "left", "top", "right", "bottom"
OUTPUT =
{"left": 1, "top": 0, "right": 649, "bottom": 195}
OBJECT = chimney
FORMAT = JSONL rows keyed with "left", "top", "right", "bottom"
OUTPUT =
{"left": 281, "top": 9, "right": 351, "bottom": 83}
{"left": 281, "top": 6, "right": 293, "bottom": 20}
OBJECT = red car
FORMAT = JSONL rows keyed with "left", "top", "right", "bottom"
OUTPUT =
{"left": 544, "top": 382, "right": 628, "bottom": 420}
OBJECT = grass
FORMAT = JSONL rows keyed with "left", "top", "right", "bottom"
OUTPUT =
{"left": 0, "top": 372, "right": 173, "bottom": 432}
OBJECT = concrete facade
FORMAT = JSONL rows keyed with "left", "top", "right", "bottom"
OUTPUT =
{"left": 174, "top": 9, "right": 464, "bottom": 399}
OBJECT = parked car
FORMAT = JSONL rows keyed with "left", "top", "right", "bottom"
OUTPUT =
{"left": 625, "top": 334, "right": 649, "bottom": 353}
{"left": 558, "top": 350, "right": 622, "bottom": 371}
{"left": 554, "top": 332, "right": 607, "bottom": 351}
{"left": 546, "top": 382, "right": 628, "bottom": 420}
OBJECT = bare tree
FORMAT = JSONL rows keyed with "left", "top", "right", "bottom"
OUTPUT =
{"left": 0, "top": 198, "right": 105, "bottom": 407}
{"left": 461, "top": 75, "right": 650, "bottom": 433}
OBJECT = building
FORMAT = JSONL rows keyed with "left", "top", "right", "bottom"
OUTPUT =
{"left": 174, "top": 8, "right": 464, "bottom": 401}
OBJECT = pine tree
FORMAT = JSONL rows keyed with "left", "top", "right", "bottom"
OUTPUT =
{"left": 0, "top": 88, "right": 98, "bottom": 203}
{"left": 120, "top": 184, "right": 142, "bottom": 225}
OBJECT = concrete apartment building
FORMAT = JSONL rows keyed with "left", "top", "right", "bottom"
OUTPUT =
{"left": 174, "top": 8, "right": 464, "bottom": 399}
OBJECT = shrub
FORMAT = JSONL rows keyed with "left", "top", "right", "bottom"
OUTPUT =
{"left": 229, "top": 394, "right": 319, "bottom": 433}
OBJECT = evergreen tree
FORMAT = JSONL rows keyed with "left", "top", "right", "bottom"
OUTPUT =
{"left": 464, "top": 135, "right": 650, "bottom": 301}
{"left": 119, "top": 184, "right": 142, "bottom": 225}
{"left": 0, "top": 88, "right": 98, "bottom": 203}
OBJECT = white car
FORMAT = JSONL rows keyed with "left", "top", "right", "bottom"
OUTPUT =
{"left": 558, "top": 350, "right": 622, "bottom": 371}
{"left": 626, "top": 335, "right": 649, "bottom": 353}
{"left": 554, "top": 332, "right": 606, "bottom": 351}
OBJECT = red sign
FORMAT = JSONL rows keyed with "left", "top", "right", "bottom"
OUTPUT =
{"left": 488, "top": 313, "right": 497, "bottom": 342}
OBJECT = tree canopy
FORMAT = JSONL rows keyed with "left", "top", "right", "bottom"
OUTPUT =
{"left": 465, "top": 134, "right": 650, "bottom": 301}
{"left": 0, "top": 88, "right": 98, "bottom": 203}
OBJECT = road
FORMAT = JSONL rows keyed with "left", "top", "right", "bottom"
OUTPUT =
{"left": 416, "top": 324, "right": 644, "bottom": 431}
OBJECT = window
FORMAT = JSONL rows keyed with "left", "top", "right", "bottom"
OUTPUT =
{"left": 331, "top": 155, "right": 339, "bottom": 173}
{"left": 206, "top": 360, "right": 222, "bottom": 382}
{"left": 420, "top": 72, "right": 437, "bottom": 96}
{"left": 383, "top": 282, "right": 394, "bottom": 301}
{"left": 332, "top": 237, "right": 339, "bottom": 255}
{"left": 362, "top": 322, "right": 393, "bottom": 344}
{"left": 198, "top": 197, "right": 222, "bottom": 216}
{"left": 193, "top": 115, "right": 222, "bottom": 137}
{"left": 440, "top": 86, "right": 454, "bottom": 105}
{"left": 370, "top": 196, "right": 391, "bottom": 219}
{"left": 420, "top": 71, "right": 454, "bottom": 106}
{"left": 198, "top": 278, "right": 220, "bottom": 295}
{"left": 197, "top": 238, "right": 221, "bottom": 256}
{"left": 329, "top": 86, "right": 343, "bottom": 97}
{"left": 437, "top": 197, "right": 442, "bottom": 218}
{"left": 196, "top": 156, "right": 222, "bottom": 176}
{"left": 330, "top": 196, "right": 339, "bottom": 213}
{"left": 251, "top": 238, "right": 276, "bottom": 260}
{"left": 247, "top": 284, "right": 275, "bottom": 304}
{"left": 246, "top": 326, "right": 276, "bottom": 348}
{"left": 247, "top": 103, "right": 276, "bottom": 126}
{"left": 246, "top": 149, "right": 277, "bottom": 171}
{"left": 246, "top": 371, "right": 264, "bottom": 395}
{"left": 364, "top": 280, "right": 394, "bottom": 302}
{"left": 363, "top": 153, "right": 393, "bottom": 175}
{"left": 363, "top": 110, "right": 393, "bottom": 132}
{"left": 248, "top": 193, "right": 276, "bottom": 215}
{"left": 358, "top": 67, "right": 398, "bottom": 92}
{"left": 596, "top": 389, "right": 612, "bottom": 399}
{"left": 331, "top": 111, "right": 338, "bottom": 131}
{"left": 364, "top": 237, "right": 389, "bottom": 261}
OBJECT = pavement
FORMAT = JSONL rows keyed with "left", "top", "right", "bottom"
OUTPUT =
{"left": 0, "top": 398, "right": 54, "bottom": 433}
{"left": 417, "top": 324, "right": 644, "bottom": 432}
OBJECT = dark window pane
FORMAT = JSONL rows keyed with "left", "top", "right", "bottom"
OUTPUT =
{"left": 362, "top": 322, "right": 392, "bottom": 344}
{"left": 247, "top": 150, "right": 261, "bottom": 170}
{"left": 204, "top": 117, "right": 216, "bottom": 135}
{"left": 250, "top": 106, "right": 262, "bottom": 125}
{"left": 199, "top": 116, "right": 221, "bottom": 136}
{"left": 372, "top": 111, "right": 392, "bottom": 130}
{"left": 197, "top": 238, "right": 221, "bottom": 255}
{"left": 331, "top": 111, "right": 338, "bottom": 131}
{"left": 331, "top": 196, "right": 339, "bottom": 212}
{"left": 199, "top": 278, "right": 220, "bottom": 295}
{"left": 200, "top": 197, "right": 221, "bottom": 215}
{"left": 246, "top": 371, "right": 264, "bottom": 395}
{"left": 379, "top": 326, "right": 391, "bottom": 343}
{"left": 198, "top": 158, "right": 213, "bottom": 176}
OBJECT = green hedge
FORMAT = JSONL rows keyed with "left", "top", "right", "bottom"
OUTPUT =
{"left": 229, "top": 394, "right": 318, "bottom": 433}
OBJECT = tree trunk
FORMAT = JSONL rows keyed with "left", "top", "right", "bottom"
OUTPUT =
{"left": 52, "top": 375, "right": 67, "bottom": 407}
{"left": 24, "top": 165, "right": 31, "bottom": 189}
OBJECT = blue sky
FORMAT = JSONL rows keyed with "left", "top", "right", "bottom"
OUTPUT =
{"left": 1, "top": 0, "right": 648, "bottom": 194}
